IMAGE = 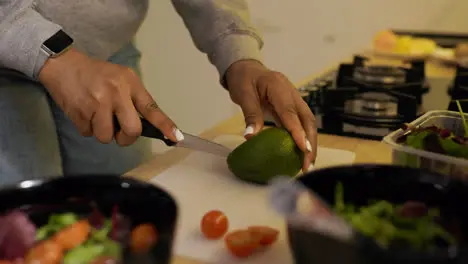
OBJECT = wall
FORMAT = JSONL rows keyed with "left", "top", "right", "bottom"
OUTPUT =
{"left": 343, "top": 0, "right": 467, "bottom": 51}
{"left": 136, "top": 1, "right": 240, "bottom": 153}
{"left": 136, "top": 0, "right": 468, "bottom": 153}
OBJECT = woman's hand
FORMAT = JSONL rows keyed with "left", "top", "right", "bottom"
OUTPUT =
{"left": 38, "top": 48, "right": 182, "bottom": 146}
{"left": 225, "top": 59, "right": 317, "bottom": 171}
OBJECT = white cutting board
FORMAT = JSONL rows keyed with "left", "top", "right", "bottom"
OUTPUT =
{"left": 150, "top": 135, "right": 356, "bottom": 264}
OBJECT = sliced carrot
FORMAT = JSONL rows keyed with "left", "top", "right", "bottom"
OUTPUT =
{"left": 25, "top": 240, "right": 63, "bottom": 264}
{"left": 52, "top": 219, "right": 90, "bottom": 250}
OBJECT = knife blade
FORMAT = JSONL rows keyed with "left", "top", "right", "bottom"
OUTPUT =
{"left": 176, "top": 132, "right": 232, "bottom": 157}
{"left": 113, "top": 116, "right": 232, "bottom": 157}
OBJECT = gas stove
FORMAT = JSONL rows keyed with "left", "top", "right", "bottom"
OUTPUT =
{"left": 278, "top": 55, "right": 467, "bottom": 140}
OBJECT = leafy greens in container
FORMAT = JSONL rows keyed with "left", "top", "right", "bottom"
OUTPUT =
{"left": 396, "top": 100, "right": 468, "bottom": 160}
{"left": 333, "top": 183, "right": 456, "bottom": 250}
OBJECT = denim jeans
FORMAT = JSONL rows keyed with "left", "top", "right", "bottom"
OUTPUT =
{"left": 0, "top": 43, "right": 152, "bottom": 186}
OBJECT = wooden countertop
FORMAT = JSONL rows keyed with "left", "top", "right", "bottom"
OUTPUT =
{"left": 124, "top": 54, "right": 455, "bottom": 264}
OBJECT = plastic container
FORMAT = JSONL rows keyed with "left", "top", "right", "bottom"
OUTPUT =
{"left": 383, "top": 110, "right": 468, "bottom": 180}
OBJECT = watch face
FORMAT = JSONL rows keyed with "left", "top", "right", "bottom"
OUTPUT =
{"left": 43, "top": 30, "right": 74, "bottom": 54}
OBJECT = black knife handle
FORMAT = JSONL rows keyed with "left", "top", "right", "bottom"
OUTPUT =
{"left": 113, "top": 116, "right": 177, "bottom": 146}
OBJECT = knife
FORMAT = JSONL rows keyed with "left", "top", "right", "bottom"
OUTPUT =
{"left": 113, "top": 117, "right": 232, "bottom": 157}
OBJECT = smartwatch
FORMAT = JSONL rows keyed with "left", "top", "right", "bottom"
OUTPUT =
{"left": 41, "top": 29, "right": 74, "bottom": 58}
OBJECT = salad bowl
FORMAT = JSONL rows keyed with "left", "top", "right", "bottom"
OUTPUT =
{"left": 287, "top": 164, "right": 468, "bottom": 264}
{"left": 0, "top": 175, "right": 178, "bottom": 264}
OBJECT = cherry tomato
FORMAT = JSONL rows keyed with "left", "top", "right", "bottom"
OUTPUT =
{"left": 52, "top": 219, "right": 90, "bottom": 250}
{"left": 247, "top": 226, "right": 279, "bottom": 246}
{"left": 130, "top": 223, "right": 158, "bottom": 254}
{"left": 224, "top": 230, "right": 260, "bottom": 258}
{"left": 200, "top": 210, "right": 229, "bottom": 239}
{"left": 25, "top": 240, "right": 63, "bottom": 264}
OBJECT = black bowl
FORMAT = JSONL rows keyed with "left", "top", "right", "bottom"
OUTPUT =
{"left": 0, "top": 175, "right": 178, "bottom": 264}
{"left": 287, "top": 164, "right": 468, "bottom": 264}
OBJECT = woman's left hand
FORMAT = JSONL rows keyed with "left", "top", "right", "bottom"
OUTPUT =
{"left": 225, "top": 59, "right": 317, "bottom": 171}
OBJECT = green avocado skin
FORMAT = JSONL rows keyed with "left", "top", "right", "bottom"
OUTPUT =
{"left": 226, "top": 127, "right": 304, "bottom": 185}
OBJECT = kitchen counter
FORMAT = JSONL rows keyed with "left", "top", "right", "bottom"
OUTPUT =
{"left": 124, "top": 55, "right": 455, "bottom": 264}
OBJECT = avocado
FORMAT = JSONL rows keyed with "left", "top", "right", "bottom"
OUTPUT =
{"left": 227, "top": 127, "right": 304, "bottom": 184}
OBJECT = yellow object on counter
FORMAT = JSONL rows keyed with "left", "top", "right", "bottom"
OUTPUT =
{"left": 392, "top": 35, "right": 437, "bottom": 55}
{"left": 393, "top": 35, "right": 413, "bottom": 54}
{"left": 373, "top": 30, "right": 438, "bottom": 56}
{"left": 409, "top": 38, "right": 437, "bottom": 55}
{"left": 373, "top": 30, "right": 398, "bottom": 52}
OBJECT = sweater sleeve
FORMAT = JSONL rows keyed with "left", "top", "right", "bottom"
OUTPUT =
{"left": 0, "top": 0, "right": 62, "bottom": 79}
{"left": 170, "top": 0, "right": 264, "bottom": 85}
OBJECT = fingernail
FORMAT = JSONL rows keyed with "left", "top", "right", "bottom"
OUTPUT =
{"left": 173, "top": 128, "right": 184, "bottom": 141}
{"left": 244, "top": 125, "right": 255, "bottom": 137}
{"left": 308, "top": 164, "right": 315, "bottom": 171}
{"left": 305, "top": 139, "right": 312, "bottom": 152}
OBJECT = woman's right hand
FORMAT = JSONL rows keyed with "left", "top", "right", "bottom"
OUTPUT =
{"left": 38, "top": 48, "right": 182, "bottom": 146}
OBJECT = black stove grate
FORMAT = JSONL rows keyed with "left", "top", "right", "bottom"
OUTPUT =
{"left": 265, "top": 55, "right": 468, "bottom": 140}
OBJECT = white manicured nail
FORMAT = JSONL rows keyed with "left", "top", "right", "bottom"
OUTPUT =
{"left": 173, "top": 128, "right": 184, "bottom": 141}
{"left": 244, "top": 125, "right": 254, "bottom": 136}
{"left": 305, "top": 139, "right": 312, "bottom": 152}
{"left": 308, "top": 164, "right": 315, "bottom": 171}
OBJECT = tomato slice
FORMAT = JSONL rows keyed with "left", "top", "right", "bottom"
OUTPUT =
{"left": 247, "top": 226, "right": 279, "bottom": 246}
{"left": 201, "top": 210, "right": 229, "bottom": 239}
{"left": 130, "top": 223, "right": 159, "bottom": 254}
{"left": 224, "top": 230, "right": 260, "bottom": 258}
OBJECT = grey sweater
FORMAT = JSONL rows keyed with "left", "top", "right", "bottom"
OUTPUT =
{"left": 0, "top": 0, "right": 264, "bottom": 80}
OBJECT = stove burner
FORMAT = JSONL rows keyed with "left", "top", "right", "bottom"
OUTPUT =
{"left": 290, "top": 55, "right": 431, "bottom": 140}
{"left": 344, "top": 92, "right": 398, "bottom": 117}
{"left": 353, "top": 65, "right": 406, "bottom": 85}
